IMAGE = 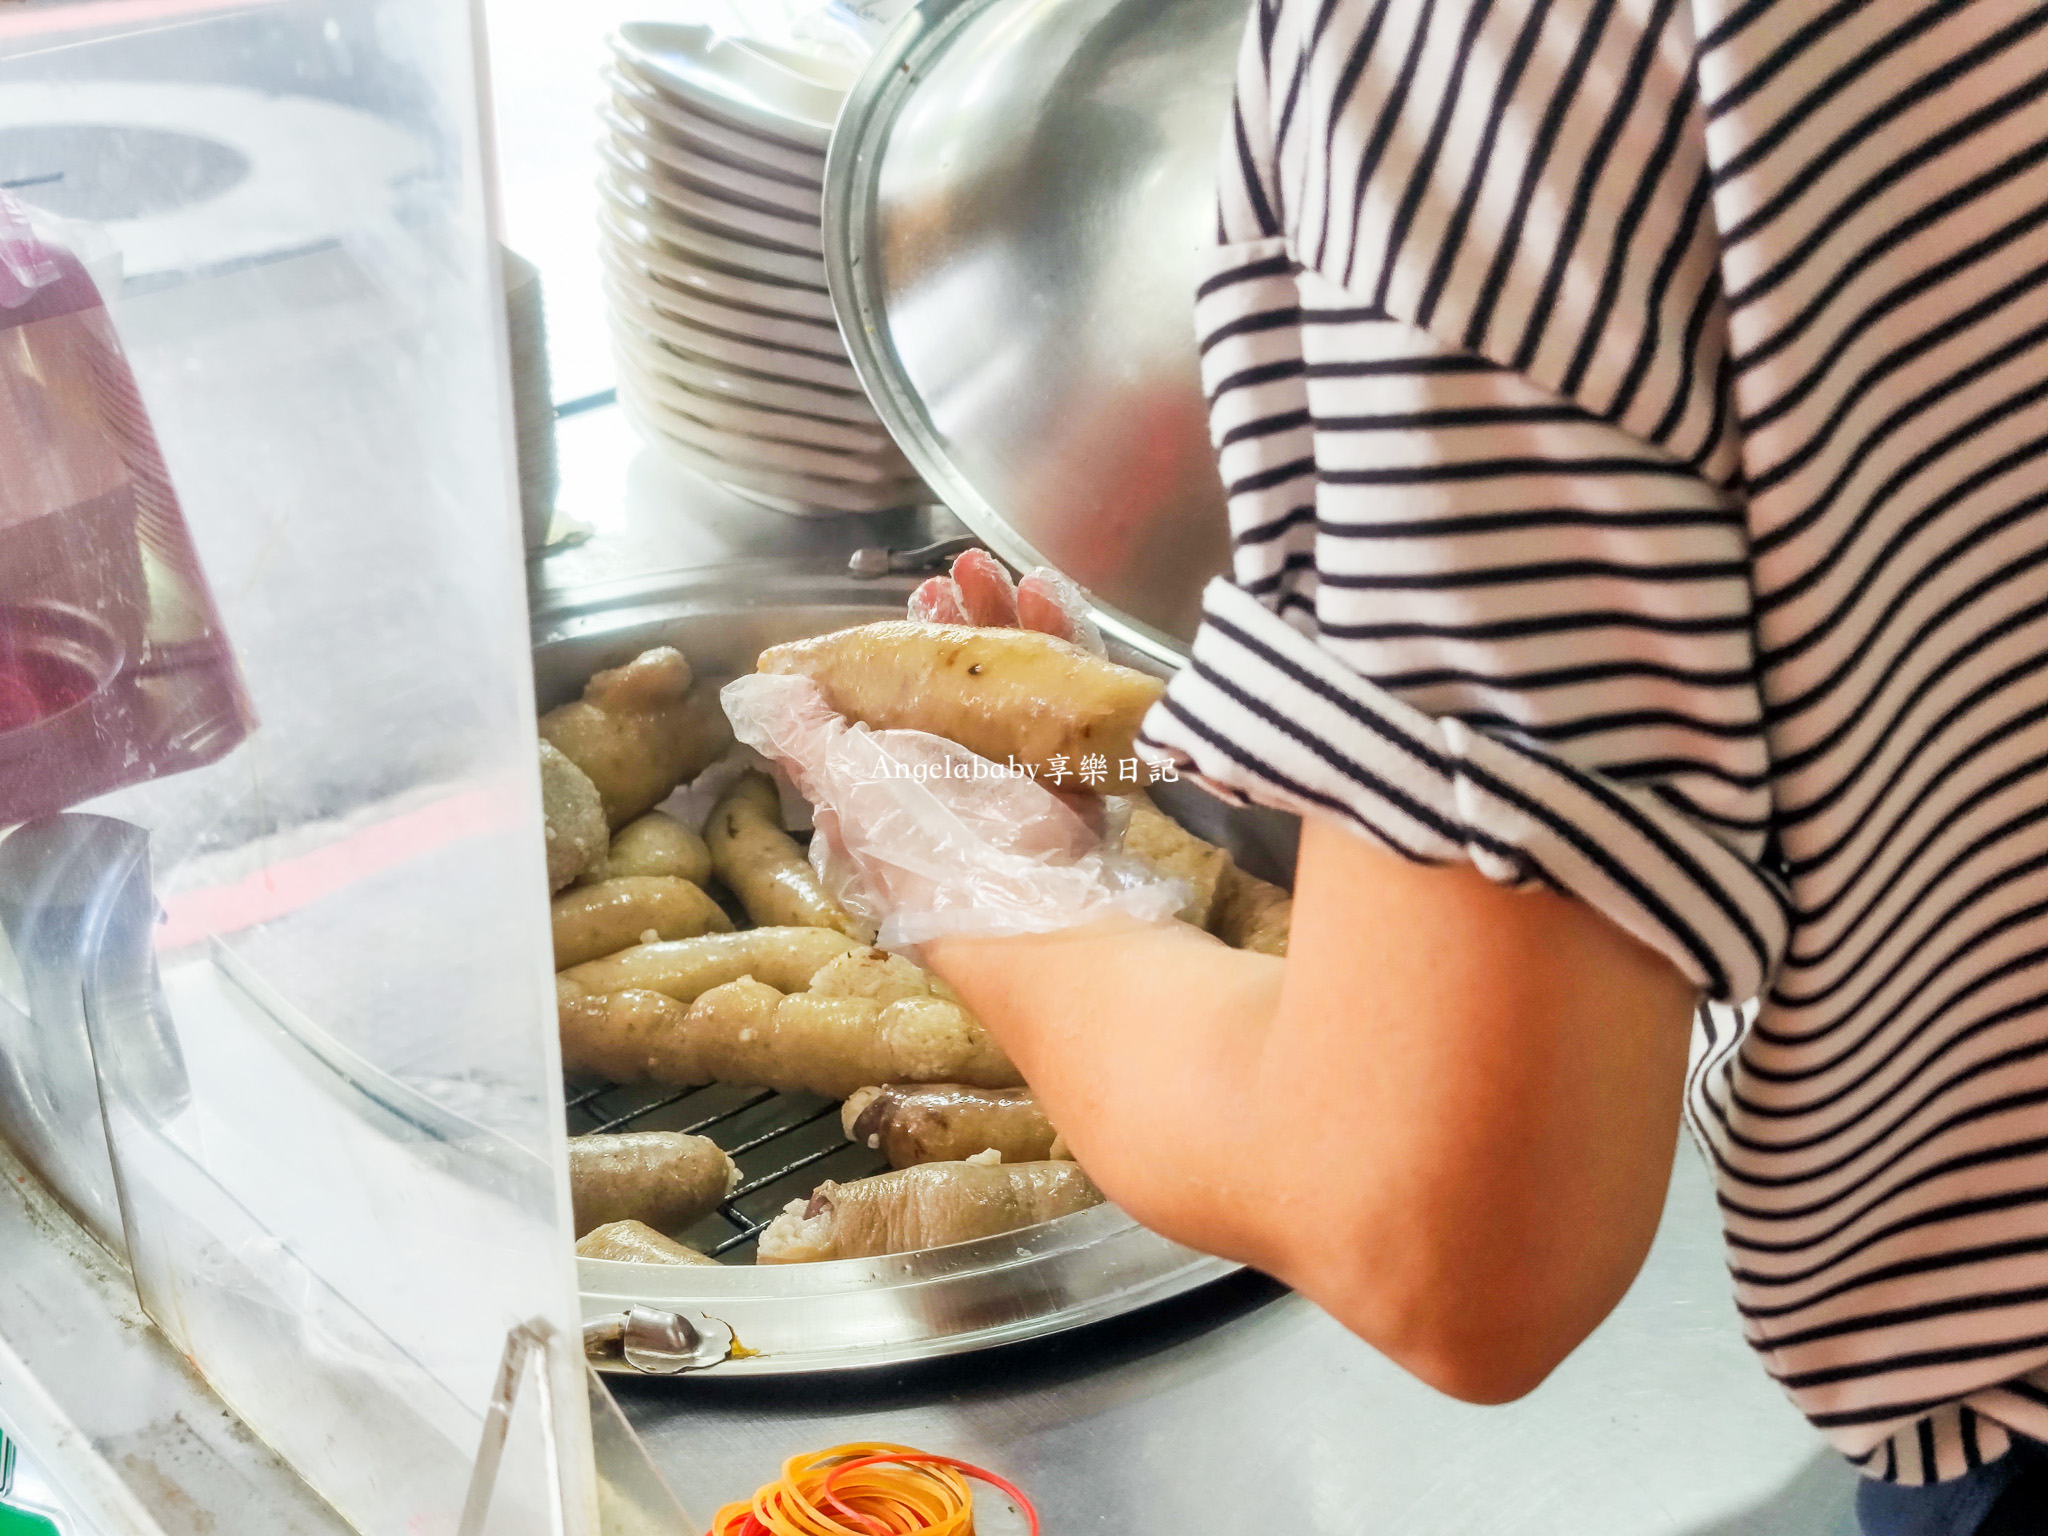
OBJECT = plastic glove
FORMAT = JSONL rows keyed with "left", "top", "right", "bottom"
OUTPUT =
{"left": 721, "top": 671, "right": 1186, "bottom": 951}
{"left": 909, "top": 549, "right": 1106, "bottom": 654}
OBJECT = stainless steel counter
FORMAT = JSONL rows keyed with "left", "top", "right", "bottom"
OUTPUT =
{"left": 533, "top": 407, "right": 1861, "bottom": 1535}
{"left": 611, "top": 1131, "right": 1856, "bottom": 1534}
{"left": 0, "top": 1136, "right": 351, "bottom": 1536}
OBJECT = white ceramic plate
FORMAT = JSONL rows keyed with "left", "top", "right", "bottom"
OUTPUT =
{"left": 619, "top": 375, "right": 912, "bottom": 483}
{"left": 600, "top": 174, "right": 829, "bottom": 288}
{"left": 612, "top": 24, "right": 840, "bottom": 150}
{"left": 599, "top": 243, "right": 846, "bottom": 355}
{"left": 622, "top": 399, "right": 925, "bottom": 515}
{"left": 611, "top": 53, "right": 831, "bottom": 161}
{"left": 606, "top": 277, "right": 862, "bottom": 391}
{"left": 604, "top": 115, "right": 825, "bottom": 222}
{"left": 605, "top": 71, "right": 825, "bottom": 187}
{"left": 613, "top": 345, "right": 900, "bottom": 455}
{"left": 600, "top": 143, "right": 823, "bottom": 256}
{"left": 609, "top": 317, "right": 882, "bottom": 425}
{"left": 600, "top": 210, "right": 836, "bottom": 321}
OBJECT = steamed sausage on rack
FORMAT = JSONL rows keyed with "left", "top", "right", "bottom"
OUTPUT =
{"left": 562, "top": 926, "right": 862, "bottom": 1003}
{"left": 1120, "top": 797, "right": 1231, "bottom": 929}
{"left": 1209, "top": 862, "right": 1292, "bottom": 957}
{"left": 558, "top": 945, "right": 1018, "bottom": 1099}
{"left": 540, "top": 645, "right": 731, "bottom": 826}
{"left": 705, "top": 771, "right": 870, "bottom": 938}
{"left": 842, "top": 1084, "right": 1064, "bottom": 1169}
{"left": 1120, "top": 796, "right": 1292, "bottom": 956}
{"left": 567, "top": 1131, "right": 738, "bottom": 1238}
{"left": 576, "top": 1220, "right": 717, "bottom": 1265}
{"left": 756, "top": 1160, "right": 1103, "bottom": 1264}
{"left": 673, "top": 978, "right": 1014, "bottom": 1101}
{"left": 540, "top": 740, "right": 609, "bottom": 892}
{"left": 604, "top": 809, "right": 712, "bottom": 885}
{"left": 550, "top": 875, "right": 733, "bottom": 968}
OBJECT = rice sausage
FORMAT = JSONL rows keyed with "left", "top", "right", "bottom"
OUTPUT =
{"left": 755, "top": 621, "right": 1163, "bottom": 788}
{"left": 1210, "top": 864, "right": 1292, "bottom": 956}
{"left": 606, "top": 811, "right": 712, "bottom": 886}
{"left": 704, "top": 772, "right": 867, "bottom": 938}
{"left": 756, "top": 1161, "right": 1101, "bottom": 1263}
{"left": 541, "top": 740, "right": 609, "bottom": 892}
{"left": 550, "top": 876, "right": 732, "bottom": 969}
{"left": 541, "top": 647, "right": 731, "bottom": 827}
{"left": 560, "top": 927, "right": 861, "bottom": 1005}
{"left": 566, "top": 1131, "right": 737, "bottom": 1238}
{"left": 557, "top": 948, "right": 1019, "bottom": 1095}
{"left": 1120, "top": 798, "right": 1232, "bottom": 929}
{"left": 842, "top": 1084, "right": 1063, "bottom": 1168}
{"left": 576, "top": 1220, "right": 717, "bottom": 1265}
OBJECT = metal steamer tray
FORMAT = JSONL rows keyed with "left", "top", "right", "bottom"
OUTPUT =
{"left": 537, "top": 567, "right": 1290, "bottom": 1376}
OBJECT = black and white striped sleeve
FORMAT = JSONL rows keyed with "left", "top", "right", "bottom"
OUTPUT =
{"left": 1139, "top": 0, "right": 1791, "bottom": 1001}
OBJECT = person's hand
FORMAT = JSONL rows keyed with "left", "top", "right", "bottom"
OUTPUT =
{"left": 721, "top": 549, "right": 1179, "bottom": 948}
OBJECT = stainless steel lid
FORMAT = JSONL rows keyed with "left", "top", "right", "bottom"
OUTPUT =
{"left": 823, "top": 0, "right": 1247, "bottom": 668}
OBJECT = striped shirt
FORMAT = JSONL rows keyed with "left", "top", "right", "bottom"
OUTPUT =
{"left": 1137, "top": 0, "right": 2048, "bottom": 1486}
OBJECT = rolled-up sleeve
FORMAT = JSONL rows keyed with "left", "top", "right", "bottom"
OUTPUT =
{"left": 1139, "top": 0, "right": 1790, "bottom": 1001}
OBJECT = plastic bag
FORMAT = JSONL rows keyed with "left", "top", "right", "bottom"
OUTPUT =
{"left": 0, "top": 190, "right": 252, "bottom": 824}
{"left": 721, "top": 673, "right": 1186, "bottom": 949}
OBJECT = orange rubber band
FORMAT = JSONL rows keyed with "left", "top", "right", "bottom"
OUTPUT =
{"left": 706, "top": 1440, "right": 1040, "bottom": 1536}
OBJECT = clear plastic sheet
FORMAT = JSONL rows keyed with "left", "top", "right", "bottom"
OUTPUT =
{"left": 0, "top": 4, "right": 596, "bottom": 1532}
{"left": 722, "top": 673, "right": 1186, "bottom": 950}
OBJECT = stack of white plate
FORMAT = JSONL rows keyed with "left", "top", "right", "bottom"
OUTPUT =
{"left": 600, "top": 22, "right": 924, "bottom": 516}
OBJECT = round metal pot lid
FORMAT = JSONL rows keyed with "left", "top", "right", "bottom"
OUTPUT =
{"left": 823, "top": 0, "right": 1247, "bottom": 669}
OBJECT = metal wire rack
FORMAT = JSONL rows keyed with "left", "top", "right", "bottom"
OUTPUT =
{"left": 566, "top": 1074, "right": 889, "bottom": 1259}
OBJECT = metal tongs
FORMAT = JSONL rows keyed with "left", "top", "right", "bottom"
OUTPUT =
{"left": 846, "top": 533, "right": 981, "bottom": 579}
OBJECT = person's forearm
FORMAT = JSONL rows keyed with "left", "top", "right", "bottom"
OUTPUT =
{"left": 923, "top": 917, "right": 1288, "bottom": 1266}
{"left": 923, "top": 820, "right": 1696, "bottom": 1403}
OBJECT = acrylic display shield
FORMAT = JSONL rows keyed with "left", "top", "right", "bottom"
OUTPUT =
{"left": 0, "top": 5, "right": 609, "bottom": 1533}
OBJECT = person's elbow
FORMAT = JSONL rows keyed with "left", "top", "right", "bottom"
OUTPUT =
{"left": 1332, "top": 1277, "right": 1602, "bottom": 1406}
{"left": 1276, "top": 1187, "right": 1657, "bottom": 1406}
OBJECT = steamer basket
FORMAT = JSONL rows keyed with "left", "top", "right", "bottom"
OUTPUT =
{"left": 535, "top": 565, "right": 1295, "bottom": 1374}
